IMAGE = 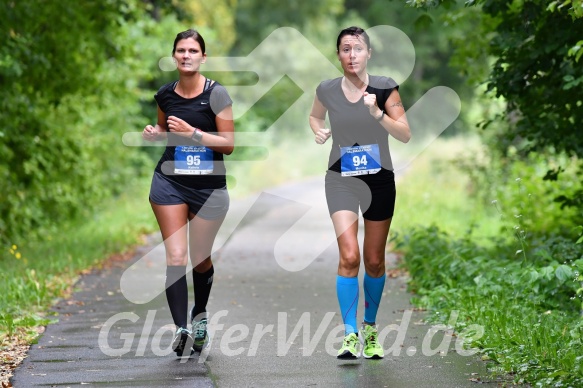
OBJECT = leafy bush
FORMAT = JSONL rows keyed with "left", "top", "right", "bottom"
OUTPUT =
{"left": 0, "top": 1, "right": 181, "bottom": 244}
{"left": 403, "top": 224, "right": 583, "bottom": 386}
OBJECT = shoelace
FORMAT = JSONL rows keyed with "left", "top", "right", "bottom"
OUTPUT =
{"left": 365, "top": 329, "right": 379, "bottom": 346}
{"left": 344, "top": 335, "right": 357, "bottom": 347}
{"left": 367, "top": 333, "right": 378, "bottom": 346}
{"left": 193, "top": 320, "right": 207, "bottom": 338}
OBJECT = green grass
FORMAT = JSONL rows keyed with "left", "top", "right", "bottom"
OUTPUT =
{"left": 404, "top": 227, "right": 583, "bottom": 387}
{"left": 391, "top": 136, "right": 502, "bottom": 242}
{"left": 393, "top": 137, "right": 583, "bottom": 387}
{"left": 0, "top": 177, "right": 158, "bottom": 344}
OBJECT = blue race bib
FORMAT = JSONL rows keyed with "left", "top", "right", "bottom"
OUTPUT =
{"left": 174, "top": 145, "right": 214, "bottom": 175}
{"left": 340, "top": 144, "right": 381, "bottom": 177}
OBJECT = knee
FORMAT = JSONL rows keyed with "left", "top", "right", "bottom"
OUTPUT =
{"left": 166, "top": 247, "right": 188, "bottom": 266}
{"left": 339, "top": 250, "right": 360, "bottom": 272}
{"left": 193, "top": 256, "right": 212, "bottom": 271}
{"left": 364, "top": 257, "right": 385, "bottom": 276}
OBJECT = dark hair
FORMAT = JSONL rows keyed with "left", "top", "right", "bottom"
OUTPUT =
{"left": 336, "top": 26, "right": 370, "bottom": 51}
{"left": 172, "top": 29, "right": 206, "bottom": 55}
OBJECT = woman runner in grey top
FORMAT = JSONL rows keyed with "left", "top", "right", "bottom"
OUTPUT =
{"left": 309, "top": 26, "right": 411, "bottom": 360}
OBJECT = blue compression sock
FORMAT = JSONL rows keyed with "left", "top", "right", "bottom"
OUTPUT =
{"left": 336, "top": 275, "right": 359, "bottom": 335}
{"left": 363, "top": 272, "right": 386, "bottom": 324}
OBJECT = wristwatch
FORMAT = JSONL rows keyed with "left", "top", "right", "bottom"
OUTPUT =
{"left": 376, "top": 111, "right": 385, "bottom": 121}
{"left": 191, "top": 128, "right": 203, "bottom": 143}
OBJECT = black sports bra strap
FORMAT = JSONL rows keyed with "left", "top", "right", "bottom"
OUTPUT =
{"left": 203, "top": 78, "right": 212, "bottom": 92}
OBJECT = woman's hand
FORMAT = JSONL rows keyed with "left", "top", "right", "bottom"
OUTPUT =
{"left": 167, "top": 116, "right": 192, "bottom": 137}
{"left": 315, "top": 128, "right": 331, "bottom": 144}
{"left": 142, "top": 124, "right": 159, "bottom": 141}
{"left": 363, "top": 92, "right": 382, "bottom": 119}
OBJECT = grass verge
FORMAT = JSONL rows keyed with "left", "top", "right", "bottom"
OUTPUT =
{"left": 0, "top": 177, "right": 158, "bottom": 358}
{"left": 391, "top": 136, "right": 502, "bottom": 241}
{"left": 393, "top": 137, "right": 583, "bottom": 386}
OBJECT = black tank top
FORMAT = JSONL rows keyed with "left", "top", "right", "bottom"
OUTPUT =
{"left": 153, "top": 79, "right": 232, "bottom": 189}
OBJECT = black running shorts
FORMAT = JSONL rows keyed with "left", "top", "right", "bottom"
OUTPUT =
{"left": 149, "top": 172, "right": 229, "bottom": 220}
{"left": 325, "top": 169, "right": 396, "bottom": 221}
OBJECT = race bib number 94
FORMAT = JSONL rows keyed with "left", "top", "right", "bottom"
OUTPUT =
{"left": 174, "top": 146, "right": 214, "bottom": 175}
{"left": 340, "top": 144, "right": 381, "bottom": 177}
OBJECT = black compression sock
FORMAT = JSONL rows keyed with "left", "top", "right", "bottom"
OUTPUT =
{"left": 192, "top": 265, "right": 214, "bottom": 319}
{"left": 165, "top": 266, "right": 188, "bottom": 328}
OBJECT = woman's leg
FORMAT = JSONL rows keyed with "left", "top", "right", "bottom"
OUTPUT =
{"left": 187, "top": 212, "right": 226, "bottom": 319}
{"left": 150, "top": 201, "right": 190, "bottom": 329}
{"left": 331, "top": 210, "right": 360, "bottom": 335}
{"left": 362, "top": 217, "right": 391, "bottom": 324}
{"left": 187, "top": 212, "right": 226, "bottom": 350}
{"left": 359, "top": 217, "right": 391, "bottom": 359}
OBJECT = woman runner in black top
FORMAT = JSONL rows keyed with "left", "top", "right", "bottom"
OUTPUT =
{"left": 309, "top": 26, "right": 410, "bottom": 360}
{"left": 142, "top": 29, "right": 234, "bottom": 357}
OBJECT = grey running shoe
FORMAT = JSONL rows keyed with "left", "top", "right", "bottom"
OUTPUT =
{"left": 171, "top": 327, "right": 194, "bottom": 357}
{"left": 192, "top": 317, "right": 209, "bottom": 351}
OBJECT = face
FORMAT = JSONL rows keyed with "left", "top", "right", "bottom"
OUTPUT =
{"left": 173, "top": 37, "right": 206, "bottom": 73}
{"left": 337, "top": 35, "right": 370, "bottom": 76}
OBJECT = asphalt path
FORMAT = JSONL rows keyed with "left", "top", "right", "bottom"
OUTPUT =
{"left": 12, "top": 176, "right": 489, "bottom": 387}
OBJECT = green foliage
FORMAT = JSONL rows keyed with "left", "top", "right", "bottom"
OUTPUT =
{"left": 402, "top": 226, "right": 583, "bottom": 386}
{"left": 453, "top": 148, "right": 583, "bottom": 238}
{"left": 232, "top": 0, "right": 345, "bottom": 55}
{"left": 175, "top": 0, "right": 238, "bottom": 54}
{"left": 390, "top": 137, "right": 503, "bottom": 241}
{"left": 481, "top": 0, "right": 583, "bottom": 158}
{"left": 548, "top": 0, "right": 583, "bottom": 19}
{"left": 400, "top": 138, "right": 583, "bottom": 386}
{"left": 343, "top": 0, "right": 477, "bottom": 136}
{"left": 0, "top": 178, "right": 157, "bottom": 343}
{"left": 404, "top": 0, "right": 583, "bottom": 211}
{"left": 408, "top": 0, "right": 583, "bottom": 162}
{"left": 0, "top": 1, "right": 154, "bottom": 244}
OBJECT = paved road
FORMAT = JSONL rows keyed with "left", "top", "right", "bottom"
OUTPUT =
{"left": 12, "top": 177, "right": 489, "bottom": 387}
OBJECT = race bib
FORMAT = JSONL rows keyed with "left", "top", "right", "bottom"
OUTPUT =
{"left": 174, "top": 145, "right": 214, "bottom": 175}
{"left": 340, "top": 144, "right": 381, "bottom": 177}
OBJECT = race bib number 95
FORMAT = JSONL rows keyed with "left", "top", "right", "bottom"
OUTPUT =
{"left": 174, "top": 146, "right": 214, "bottom": 175}
{"left": 340, "top": 144, "right": 381, "bottom": 177}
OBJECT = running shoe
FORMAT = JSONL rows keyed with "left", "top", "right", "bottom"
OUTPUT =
{"left": 337, "top": 332, "right": 360, "bottom": 359}
{"left": 361, "top": 324, "right": 384, "bottom": 359}
{"left": 191, "top": 317, "right": 209, "bottom": 351}
{"left": 171, "top": 327, "right": 194, "bottom": 357}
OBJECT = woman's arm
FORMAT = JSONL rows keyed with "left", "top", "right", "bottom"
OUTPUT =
{"left": 380, "top": 89, "right": 411, "bottom": 143}
{"left": 204, "top": 105, "right": 235, "bottom": 155}
{"left": 142, "top": 105, "right": 169, "bottom": 141}
{"left": 309, "top": 94, "right": 331, "bottom": 145}
{"left": 364, "top": 89, "right": 411, "bottom": 143}
{"left": 166, "top": 105, "right": 235, "bottom": 155}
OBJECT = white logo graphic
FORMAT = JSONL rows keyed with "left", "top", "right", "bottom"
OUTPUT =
{"left": 120, "top": 25, "right": 460, "bottom": 300}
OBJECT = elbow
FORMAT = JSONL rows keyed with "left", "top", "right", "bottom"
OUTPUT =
{"left": 223, "top": 146, "right": 234, "bottom": 155}
{"left": 403, "top": 133, "right": 412, "bottom": 143}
